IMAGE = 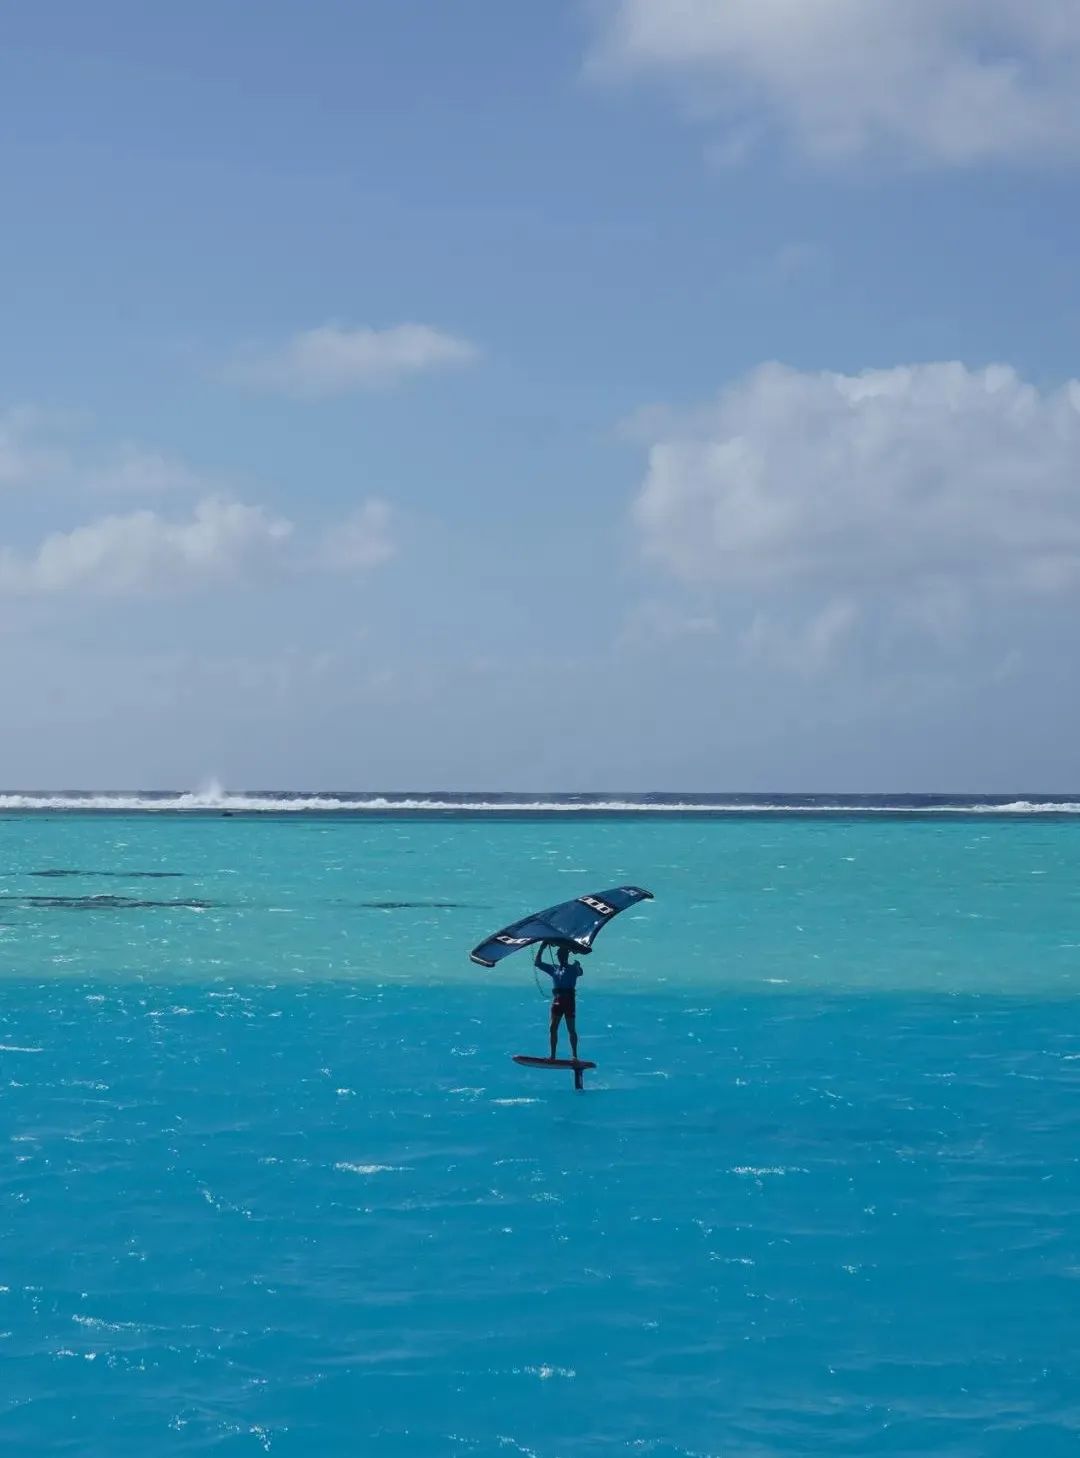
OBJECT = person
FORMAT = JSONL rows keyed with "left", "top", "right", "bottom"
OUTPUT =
{"left": 534, "top": 941, "right": 583, "bottom": 1060}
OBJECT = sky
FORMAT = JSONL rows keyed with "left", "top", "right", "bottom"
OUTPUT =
{"left": 2, "top": 0, "right": 1080, "bottom": 791}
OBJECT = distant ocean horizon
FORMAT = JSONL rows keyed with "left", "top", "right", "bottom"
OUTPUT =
{"left": 2, "top": 784, "right": 1080, "bottom": 814}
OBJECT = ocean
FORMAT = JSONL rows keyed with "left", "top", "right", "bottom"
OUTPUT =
{"left": 2, "top": 794, "right": 1079, "bottom": 1457}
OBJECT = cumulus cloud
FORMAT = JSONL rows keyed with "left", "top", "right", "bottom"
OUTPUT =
{"left": 320, "top": 498, "right": 396, "bottom": 572}
{"left": 228, "top": 323, "right": 479, "bottom": 397}
{"left": 0, "top": 404, "right": 406, "bottom": 596}
{"left": 0, "top": 497, "right": 293, "bottom": 596}
{"left": 632, "top": 361, "right": 1080, "bottom": 618}
{"left": 591, "top": 0, "right": 1080, "bottom": 165}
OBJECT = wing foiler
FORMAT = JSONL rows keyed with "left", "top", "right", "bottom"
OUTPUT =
{"left": 469, "top": 885, "right": 653, "bottom": 968}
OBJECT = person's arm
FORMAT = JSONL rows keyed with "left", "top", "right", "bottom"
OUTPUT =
{"left": 534, "top": 943, "right": 555, "bottom": 976}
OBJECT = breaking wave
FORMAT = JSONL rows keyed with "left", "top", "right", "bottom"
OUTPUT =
{"left": 0, "top": 786, "right": 1078, "bottom": 815}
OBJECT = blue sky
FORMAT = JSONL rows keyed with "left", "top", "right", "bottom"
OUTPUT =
{"left": 3, "top": 0, "right": 1080, "bottom": 789}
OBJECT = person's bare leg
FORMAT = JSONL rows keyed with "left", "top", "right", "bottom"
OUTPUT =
{"left": 566, "top": 1014, "right": 579, "bottom": 1061}
{"left": 549, "top": 1007, "right": 561, "bottom": 1060}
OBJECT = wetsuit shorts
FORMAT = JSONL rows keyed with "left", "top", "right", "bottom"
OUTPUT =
{"left": 552, "top": 989, "right": 576, "bottom": 1017}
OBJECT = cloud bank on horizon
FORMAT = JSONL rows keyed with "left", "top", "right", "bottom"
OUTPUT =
{"left": 1, "top": 0, "right": 1077, "bottom": 787}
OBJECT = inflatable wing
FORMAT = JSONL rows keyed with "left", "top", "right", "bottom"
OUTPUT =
{"left": 469, "top": 885, "right": 653, "bottom": 968}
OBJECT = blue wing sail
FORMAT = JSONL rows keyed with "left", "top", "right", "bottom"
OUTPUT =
{"left": 469, "top": 885, "right": 653, "bottom": 968}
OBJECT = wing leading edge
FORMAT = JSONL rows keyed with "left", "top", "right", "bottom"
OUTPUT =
{"left": 469, "top": 885, "right": 653, "bottom": 968}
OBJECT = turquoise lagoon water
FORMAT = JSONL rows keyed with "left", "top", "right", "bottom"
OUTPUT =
{"left": 2, "top": 803, "right": 1079, "bottom": 1456}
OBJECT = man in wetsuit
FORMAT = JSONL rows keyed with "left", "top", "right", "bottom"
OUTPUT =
{"left": 534, "top": 942, "right": 583, "bottom": 1061}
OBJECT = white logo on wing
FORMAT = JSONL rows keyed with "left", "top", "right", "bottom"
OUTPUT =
{"left": 578, "top": 896, "right": 614, "bottom": 916}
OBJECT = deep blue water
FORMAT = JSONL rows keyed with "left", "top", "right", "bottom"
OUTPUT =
{"left": 2, "top": 806, "right": 1079, "bottom": 1456}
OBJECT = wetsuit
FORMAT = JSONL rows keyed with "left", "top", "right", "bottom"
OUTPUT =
{"left": 545, "top": 959, "right": 582, "bottom": 1016}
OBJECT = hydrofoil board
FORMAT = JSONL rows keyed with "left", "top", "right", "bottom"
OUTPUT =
{"left": 513, "top": 1055, "right": 596, "bottom": 1071}
{"left": 513, "top": 1053, "right": 596, "bottom": 1089}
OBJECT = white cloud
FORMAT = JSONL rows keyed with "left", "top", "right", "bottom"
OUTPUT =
{"left": 0, "top": 413, "right": 223, "bottom": 498}
{"left": 617, "top": 598, "right": 721, "bottom": 648}
{"left": 0, "top": 408, "right": 71, "bottom": 486}
{"left": 321, "top": 497, "right": 396, "bottom": 572}
{"left": 769, "top": 241, "right": 825, "bottom": 284}
{"left": 632, "top": 361, "right": 1080, "bottom": 617}
{"left": 85, "top": 444, "right": 216, "bottom": 495}
{"left": 741, "top": 598, "right": 859, "bottom": 675}
{"left": 0, "top": 497, "right": 293, "bottom": 596}
{"left": 228, "top": 323, "right": 479, "bottom": 397}
{"left": 592, "top": 0, "right": 1080, "bottom": 165}
{"left": 0, "top": 407, "right": 403, "bottom": 597}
